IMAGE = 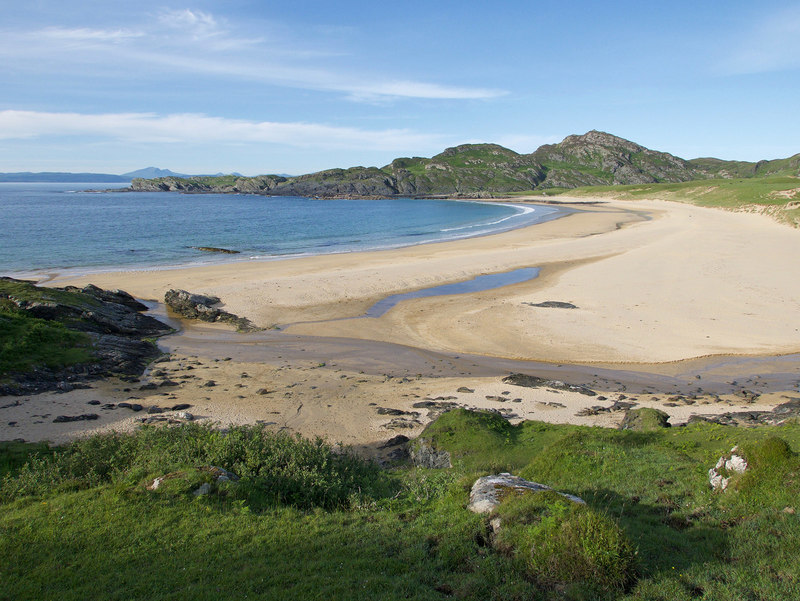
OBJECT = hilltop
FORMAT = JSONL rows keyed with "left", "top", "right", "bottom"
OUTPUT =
{"left": 129, "top": 130, "right": 800, "bottom": 198}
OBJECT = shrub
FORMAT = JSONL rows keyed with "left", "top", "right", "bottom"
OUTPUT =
{"left": 492, "top": 491, "right": 637, "bottom": 597}
{"left": 0, "top": 424, "right": 389, "bottom": 510}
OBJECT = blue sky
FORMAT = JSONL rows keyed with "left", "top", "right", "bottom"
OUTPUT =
{"left": 1, "top": 1, "right": 798, "bottom": 175}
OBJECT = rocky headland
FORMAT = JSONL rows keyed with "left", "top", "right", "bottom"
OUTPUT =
{"left": 0, "top": 278, "right": 173, "bottom": 395}
{"left": 129, "top": 130, "right": 800, "bottom": 199}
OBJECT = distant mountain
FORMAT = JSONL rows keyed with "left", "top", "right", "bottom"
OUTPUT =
{"left": 0, "top": 167, "right": 246, "bottom": 183}
{"left": 131, "top": 130, "right": 799, "bottom": 198}
{"left": 0, "top": 172, "right": 129, "bottom": 183}
{"left": 121, "top": 167, "right": 192, "bottom": 179}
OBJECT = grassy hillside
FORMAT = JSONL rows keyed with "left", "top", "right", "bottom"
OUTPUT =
{"left": 3, "top": 412, "right": 799, "bottom": 600}
{"left": 132, "top": 130, "right": 800, "bottom": 198}
{"left": 534, "top": 175, "right": 800, "bottom": 227}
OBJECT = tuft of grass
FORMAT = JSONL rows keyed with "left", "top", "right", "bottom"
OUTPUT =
{"left": 493, "top": 490, "right": 637, "bottom": 597}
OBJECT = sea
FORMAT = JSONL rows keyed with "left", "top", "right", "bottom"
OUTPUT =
{"left": 0, "top": 182, "right": 564, "bottom": 277}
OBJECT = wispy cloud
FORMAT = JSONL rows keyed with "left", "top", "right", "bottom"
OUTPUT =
{"left": 721, "top": 7, "right": 800, "bottom": 74}
{"left": 0, "top": 9, "right": 505, "bottom": 100}
{"left": 0, "top": 110, "right": 447, "bottom": 150}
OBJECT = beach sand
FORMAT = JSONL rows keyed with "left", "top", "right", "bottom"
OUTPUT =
{"left": 6, "top": 197, "right": 800, "bottom": 448}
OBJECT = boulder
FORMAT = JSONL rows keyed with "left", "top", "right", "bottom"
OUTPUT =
{"left": 709, "top": 446, "right": 748, "bottom": 491}
{"left": 468, "top": 473, "right": 585, "bottom": 514}
{"left": 409, "top": 441, "right": 451, "bottom": 469}
{"left": 164, "top": 289, "right": 260, "bottom": 332}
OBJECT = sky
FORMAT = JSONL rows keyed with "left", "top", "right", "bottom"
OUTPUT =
{"left": 1, "top": 0, "right": 799, "bottom": 175}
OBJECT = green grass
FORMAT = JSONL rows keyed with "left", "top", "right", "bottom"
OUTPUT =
{"left": 539, "top": 175, "right": 800, "bottom": 225}
{"left": 0, "top": 303, "right": 93, "bottom": 378}
{"left": 2, "top": 413, "right": 800, "bottom": 600}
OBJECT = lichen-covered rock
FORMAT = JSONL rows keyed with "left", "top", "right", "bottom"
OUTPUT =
{"left": 468, "top": 473, "right": 585, "bottom": 514}
{"left": 164, "top": 289, "right": 260, "bottom": 332}
{"left": 409, "top": 441, "right": 451, "bottom": 469}
{"left": 709, "top": 446, "right": 748, "bottom": 490}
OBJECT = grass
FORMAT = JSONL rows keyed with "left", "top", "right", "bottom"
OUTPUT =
{"left": 0, "top": 302, "right": 93, "bottom": 378}
{"left": 533, "top": 175, "right": 800, "bottom": 226}
{"left": 2, "top": 411, "right": 800, "bottom": 600}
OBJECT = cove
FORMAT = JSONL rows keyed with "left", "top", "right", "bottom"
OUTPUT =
{"left": 364, "top": 267, "right": 540, "bottom": 318}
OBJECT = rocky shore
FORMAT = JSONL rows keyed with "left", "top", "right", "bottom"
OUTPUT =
{"left": 0, "top": 278, "right": 173, "bottom": 396}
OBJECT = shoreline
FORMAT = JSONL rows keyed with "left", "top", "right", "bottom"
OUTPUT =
{"left": 6, "top": 195, "right": 800, "bottom": 447}
{"left": 45, "top": 197, "right": 800, "bottom": 364}
{"left": 5, "top": 197, "right": 569, "bottom": 283}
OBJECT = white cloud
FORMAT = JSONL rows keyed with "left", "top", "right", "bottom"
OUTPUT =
{"left": 0, "top": 110, "right": 446, "bottom": 151}
{"left": 39, "top": 26, "right": 144, "bottom": 43}
{"left": 0, "top": 10, "right": 505, "bottom": 100}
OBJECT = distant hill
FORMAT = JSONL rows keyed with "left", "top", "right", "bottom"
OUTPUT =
{"left": 0, "top": 167, "right": 241, "bottom": 183}
{"left": 0, "top": 172, "right": 129, "bottom": 183}
{"left": 121, "top": 167, "right": 192, "bottom": 179}
{"left": 130, "top": 130, "right": 799, "bottom": 198}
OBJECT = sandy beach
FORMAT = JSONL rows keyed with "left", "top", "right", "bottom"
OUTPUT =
{"left": 6, "top": 197, "right": 800, "bottom": 447}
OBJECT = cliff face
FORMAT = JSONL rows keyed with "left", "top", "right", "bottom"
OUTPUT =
{"left": 129, "top": 131, "right": 800, "bottom": 198}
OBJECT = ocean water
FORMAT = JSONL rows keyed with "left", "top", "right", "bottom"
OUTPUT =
{"left": 0, "top": 183, "right": 563, "bottom": 276}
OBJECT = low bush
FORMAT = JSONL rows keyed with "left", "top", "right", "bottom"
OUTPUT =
{"left": 0, "top": 423, "right": 389, "bottom": 510}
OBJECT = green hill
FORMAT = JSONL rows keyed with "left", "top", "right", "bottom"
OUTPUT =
{"left": 130, "top": 130, "right": 799, "bottom": 198}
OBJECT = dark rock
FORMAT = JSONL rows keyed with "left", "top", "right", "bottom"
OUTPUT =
{"left": 53, "top": 413, "right": 99, "bottom": 423}
{"left": 164, "top": 289, "right": 260, "bottom": 332}
{"left": 147, "top": 406, "right": 164, "bottom": 414}
{"left": 117, "top": 402, "right": 143, "bottom": 412}
{"left": 376, "top": 407, "right": 418, "bottom": 416}
{"left": 378, "top": 434, "right": 410, "bottom": 449}
{"left": 139, "top": 383, "right": 158, "bottom": 390}
{"left": 524, "top": 301, "right": 578, "bottom": 309}
{"left": 171, "top": 403, "right": 192, "bottom": 411}
{"left": 87, "top": 400, "right": 101, "bottom": 406}
{"left": 502, "top": 373, "right": 597, "bottom": 396}
{"left": 190, "top": 246, "right": 240, "bottom": 254}
{"left": 202, "top": 380, "right": 216, "bottom": 387}
{"left": 456, "top": 387, "right": 475, "bottom": 393}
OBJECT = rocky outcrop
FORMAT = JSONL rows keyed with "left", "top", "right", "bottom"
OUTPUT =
{"left": 409, "top": 440, "right": 452, "bottom": 469}
{"left": 502, "top": 373, "right": 597, "bottom": 396}
{"left": 689, "top": 398, "right": 800, "bottom": 426}
{"left": 164, "top": 289, "right": 260, "bottom": 332}
{"left": 467, "top": 473, "right": 585, "bottom": 514}
{"left": 0, "top": 278, "right": 174, "bottom": 395}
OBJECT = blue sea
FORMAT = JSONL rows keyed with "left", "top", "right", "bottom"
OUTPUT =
{"left": 0, "top": 182, "right": 563, "bottom": 276}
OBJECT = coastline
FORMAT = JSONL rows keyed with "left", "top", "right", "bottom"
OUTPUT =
{"left": 6, "top": 195, "right": 800, "bottom": 447}
{"left": 46, "top": 196, "right": 800, "bottom": 364}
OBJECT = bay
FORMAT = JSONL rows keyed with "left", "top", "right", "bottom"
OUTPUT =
{"left": 0, "top": 183, "right": 563, "bottom": 276}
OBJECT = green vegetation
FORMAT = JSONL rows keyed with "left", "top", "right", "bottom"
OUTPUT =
{"left": 2, "top": 411, "right": 800, "bottom": 600}
{"left": 547, "top": 175, "right": 800, "bottom": 226}
{"left": 0, "top": 301, "right": 93, "bottom": 378}
{"left": 0, "top": 279, "right": 100, "bottom": 379}
{"left": 493, "top": 491, "right": 637, "bottom": 596}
